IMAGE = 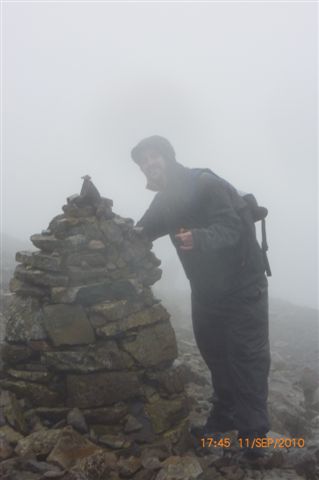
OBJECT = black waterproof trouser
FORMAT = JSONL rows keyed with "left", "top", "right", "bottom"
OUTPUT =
{"left": 191, "top": 278, "right": 270, "bottom": 434}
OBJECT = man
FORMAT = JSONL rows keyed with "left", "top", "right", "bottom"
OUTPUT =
{"left": 131, "top": 135, "right": 270, "bottom": 454}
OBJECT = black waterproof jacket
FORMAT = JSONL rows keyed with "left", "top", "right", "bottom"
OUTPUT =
{"left": 138, "top": 163, "right": 266, "bottom": 304}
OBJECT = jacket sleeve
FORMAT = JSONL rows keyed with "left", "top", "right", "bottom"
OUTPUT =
{"left": 191, "top": 173, "right": 243, "bottom": 252}
{"left": 136, "top": 193, "right": 170, "bottom": 242}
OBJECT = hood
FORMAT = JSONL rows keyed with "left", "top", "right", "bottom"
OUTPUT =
{"left": 131, "top": 135, "right": 177, "bottom": 165}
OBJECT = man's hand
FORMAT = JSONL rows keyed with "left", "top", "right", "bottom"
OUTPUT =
{"left": 175, "top": 229, "right": 194, "bottom": 251}
{"left": 133, "top": 226, "right": 145, "bottom": 235}
{"left": 128, "top": 226, "right": 146, "bottom": 242}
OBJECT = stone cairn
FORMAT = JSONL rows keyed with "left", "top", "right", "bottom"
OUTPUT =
{"left": 0, "top": 177, "right": 192, "bottom": 476}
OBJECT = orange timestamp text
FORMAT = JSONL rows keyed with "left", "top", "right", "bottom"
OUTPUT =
{"left": 200, "top": 437, "right": 231, "bottom": 448}
{"left": 239, "top": 437, "right": 305, "bottom": 449}
{"left": 200, "top": 437, "right": 305, "bottom": 449}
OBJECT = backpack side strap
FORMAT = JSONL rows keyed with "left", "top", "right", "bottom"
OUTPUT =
{"left": 261, "top": 217, "right": 272, "bottom": 277}
{"left": 241, "top": 193, "right": 272, "bottom": 277}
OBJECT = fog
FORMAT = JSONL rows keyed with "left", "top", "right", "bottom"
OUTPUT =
{"left": 2, "top": 2, "right": 318, "bottom": 310}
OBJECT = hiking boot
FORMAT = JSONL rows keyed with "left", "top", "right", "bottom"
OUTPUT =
{"left": 190, "top": 415, "right": 236, "bottom": 439}
{"left": 237, "top": 431, "right": 268, "bottom": 460}
{"left": 190, "top": 426, "right": 230, "bottom": 439}
{"left": 190, "top": 428, "right": 232, "bottom": 456}
{"left": 206, "top": 414, "right": 235, "bottom": 432}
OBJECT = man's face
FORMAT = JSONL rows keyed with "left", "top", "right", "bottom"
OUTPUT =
{"left": 137, "top": 148, "right": 167, "bottom": 191}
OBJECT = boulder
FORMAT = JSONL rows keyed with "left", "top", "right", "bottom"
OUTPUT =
{"left": 89, "top": 299, "right": 142, "bottom": 322}
{"left": 269, "top": 371, "right": 309, "bottom": 435}
{"left": 65, "top": 252, "right": 107, "bottom": 268}
{"left": 0, "top": 437, "right": 14, "bottom": 460}
{"left": 42, "top": 341, "right": 134, "bottom": 372}
{"left": 67, "top": 266, "right": 108, "bottom": 284}
{"left": 47, "top": 426, "right": 100, "bottom": 469}
{"left": 0, "top": 425, "right": 24, "bottom": 445}
{"left": 30, "top": 234, "right": 62, "bottom": 252}
{"left": 1, "top": 344, "right": 34, "bottom": 365}
{"left": 0, "top": 390, "right": 28, "bottom": 433}
{"left": 15, "top": 428, "right": 62, "bottom": 457}
{"left": 99, "top": 219, "right": 123, "bottom": 244}
{"left": 6, "top": 368, "right": 52, "bottom": 384}
{"left": 82, "top": 403, "right": 128, "bottom": 425}
{"left": 155, "top": 456, "right": 203, "bottom": 480}
{"left": 145, "top": 397, "right": 189, "bottom": 434}
{"left": 5, "top": 297, "right": 46, "bottom": 342}
{"left": 67, "top": 408, "right": 88, "bottom": 433}
{"left": 51, "top": 282, "right": 111, "bottom": 305}
{"left": 0, "top": 379, "right": 63, "bottom": 407}
{"left": 72, "top": 450, "right": 117, "bottom": 480}
{"left": 120, "top": 322, "right": 177, "bottom": 368}
{"left": 95, "top": 304, "right": 169, "bottom": 338}
{"left": 27, "top": 407, "right": 69, "bottom": 424}
{"left": 9, "top": 278, "right": 50, "bottom": 298}
{"left": 144, "top": 364, "right": 186, "bottom": 396}
{"left": 66, "top": 371, "right": 141, "bottom": 408}
{"left": 16, "top": 251, "right": 63, "bottom": 272}
{"left": 42, "top": 304, "right": 95, "bottom": 346}
{"left": 14, "top": 265, "right": 68, "bottom": 287}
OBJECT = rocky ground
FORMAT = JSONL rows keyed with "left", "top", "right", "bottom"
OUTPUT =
{"left": 157, "top": 291, "right": 319, "bottom": 480}
{"left": 0, "top": 291, "right": 318, "bottom": 480}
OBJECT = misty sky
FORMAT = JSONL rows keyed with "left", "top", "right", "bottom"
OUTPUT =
{"left": 2, "top": 1, "right": 318, "bottom": 309}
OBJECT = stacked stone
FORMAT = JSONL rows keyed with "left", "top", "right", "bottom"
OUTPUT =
{"left": 0, "top": 180, "right": 189, "bottom": 452}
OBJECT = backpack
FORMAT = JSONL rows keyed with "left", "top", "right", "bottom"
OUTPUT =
{"left": 239, "top": 192, "right": 271, "bottom": 277}
{"left": 191, "top": 168, "right": 271, "bottom": 277}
